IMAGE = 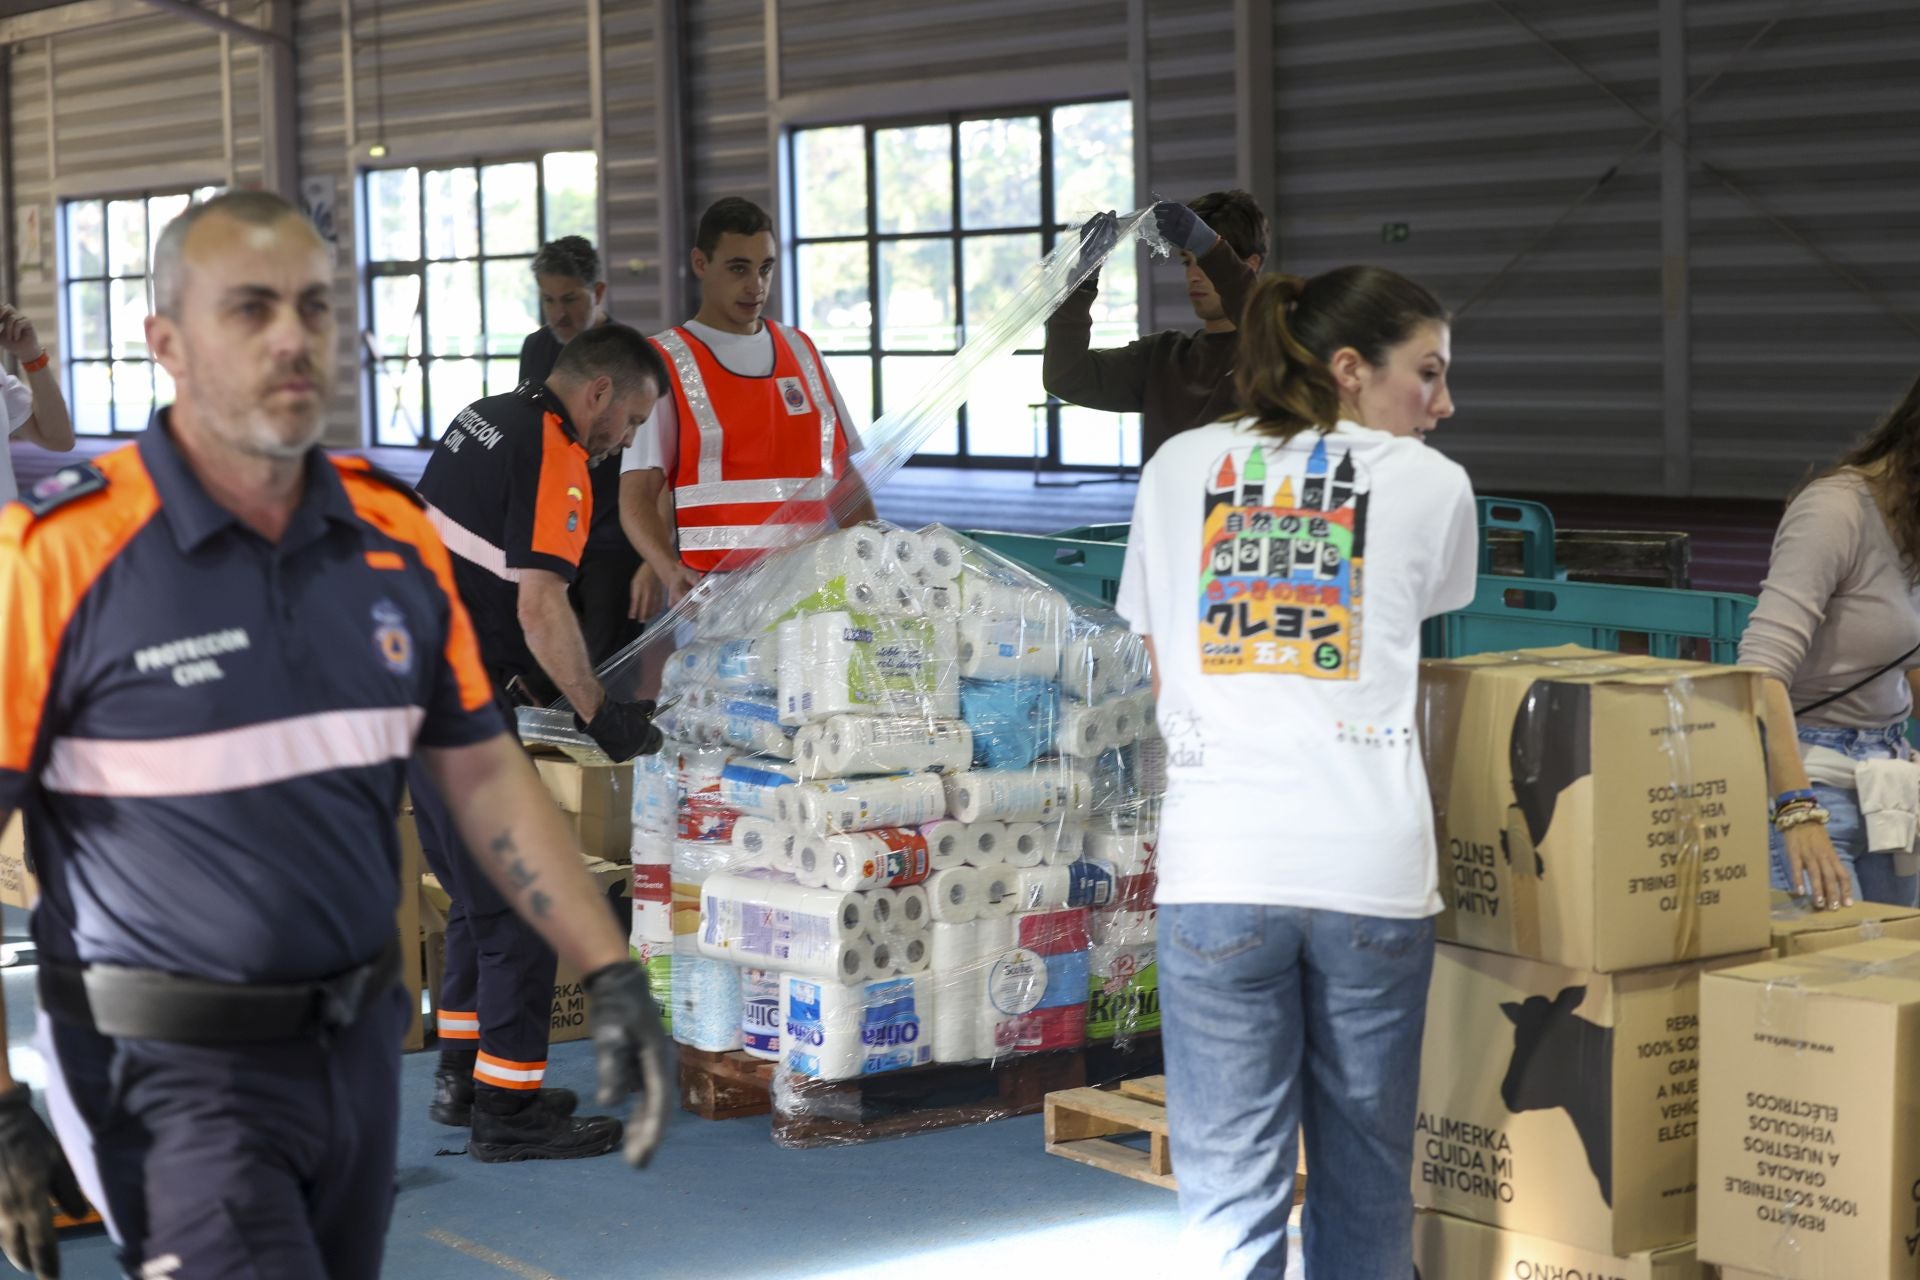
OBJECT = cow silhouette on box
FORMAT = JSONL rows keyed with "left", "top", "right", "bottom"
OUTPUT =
{"left": 1501, "top": 681, "right": 1592, "bottom": 878}
{"left": 1499, "top": 984, "right": 1613, "bottom": 1206}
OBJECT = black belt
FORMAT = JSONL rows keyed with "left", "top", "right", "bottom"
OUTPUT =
{"left": 38, "top": 938, "right": 401, "bottom": 1043}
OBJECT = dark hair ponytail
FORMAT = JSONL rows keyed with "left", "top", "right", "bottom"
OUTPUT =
{"left": 1234, "top": 265, "right": 1450, "bottom": 441}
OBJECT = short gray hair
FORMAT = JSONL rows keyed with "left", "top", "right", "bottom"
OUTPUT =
{"left": 531, "top": 235, "right": 603, "bottom": 286}
{"left": 152, "top": 189, "right": 314, "bottom": 317}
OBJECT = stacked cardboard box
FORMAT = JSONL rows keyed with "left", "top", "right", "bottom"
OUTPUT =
{"left": 1764, "top": 890, "right": 1920, "bottom": 957}
{"left": 0, "top": 812, "right": 30, "bottom": 910}
{"left": 534, "top": 756, "right": 633, "bottom": 860}
{"left": 1697, "top": 938, "right": 1920, "bottom": 1279}
{"left": 1413, "top": 646, "right": 1771, "bottom": 1275}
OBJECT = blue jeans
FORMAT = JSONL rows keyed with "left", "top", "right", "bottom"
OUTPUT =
{"left": 1159, "top": 904, "right": 1435, "bottom": 1280}
{"left": 1768, "top": 725, "right": 1920, "bottom": 907}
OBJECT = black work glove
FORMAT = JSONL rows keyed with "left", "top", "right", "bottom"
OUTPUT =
{"left": 584, "top": 960, "right": 674, "bottom": 1169}
{"left": 1073, "top": 211, "right": 1120, "bottom": 286}
{"left": 0, "top": 1084, "right": 86, "bottom": 1280}
{"left": 1152, "top": 200, "right": 1219, "bottom": 257}
{"left": 575, "top": 698, "right": 662, "bottom": 763}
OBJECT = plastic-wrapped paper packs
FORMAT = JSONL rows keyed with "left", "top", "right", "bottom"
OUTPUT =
{"left": 1088, "top": 940, "right": 1160, "bottom": 1042}
{"left": 957, "top": 615, "right": 1062, "bottom": 681}
{"left": 945, "top": 766, "right": 1093, "bottom": 823}
{"left": 813, "top": 714, "right": 973, "bottom": 777}
{"left": 796, "top": 773, "right": 949, "bottom": 834}
{"left": 959, "top": 678, "right": 1059, "bottom": 770}
{"left": 730, "top": 816, "right": 798, "bottom": 872}
{"left": 782, "top": 972, "right": 935, "bottom": 1081}
{"left": 696, "top": 871, "right": 869, "bottom": 980}
{"left": 776, "top": 611, "right": 960, "bottom": 726}
{"left": 720, "top": 756, "right": 802, "bottom": 818}
{"left": 793, "top": 827, "right": 932, "bottom": 891}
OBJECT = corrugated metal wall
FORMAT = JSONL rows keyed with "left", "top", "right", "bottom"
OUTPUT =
{"left": 8, "top": 8, "right": 253, "bottom": 430}
{"left": 1684, "top": 0, "right": 1920, "bottom": 496}
{"left": 1273, "top": 0, "right": 1667, "bottom": 495}
{"left": 1142, "top": 0, "right": 1237, "bottom": 332}
{"left": 686, "top": 0, "right": 769, "bottom": 222}
{"left": 776, "top": 0, "right": 1128, "bottom": 95}
{"left": 7, "top": 0, "right": 1911, "bottom": 495}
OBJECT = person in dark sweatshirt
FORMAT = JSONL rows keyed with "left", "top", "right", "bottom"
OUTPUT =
{"left": 1044, "top": 191, "right": 1269, "bottom": 462}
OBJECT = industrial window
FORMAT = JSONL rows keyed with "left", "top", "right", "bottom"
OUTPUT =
{"left": 786, "top": 101, "right": 1139, "bottom": 469}
{"left": 360, "top": 151, "right": 598, "bottom": 447}
{"left": 59, "top": 187, "right": 223, "bottom": 436}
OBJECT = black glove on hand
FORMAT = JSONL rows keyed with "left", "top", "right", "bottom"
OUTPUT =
{"left": 0, "top": 1084, "right": 86, "bottom": 1280}
{"left": 584, "top": 960, "right": 674, "bottom": 1169}
{"left": 1152, "top": 201, "right": 1219, "bottom": 257}
{"left": 1074, "top": 211, "right": 1120, "bottom": 285}
{"left": 576, "top": 698, "right": 662, "bottom": 763}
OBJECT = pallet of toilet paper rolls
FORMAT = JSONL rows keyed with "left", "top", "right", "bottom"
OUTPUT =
{"left": 634, "top": 523, "right": 1167, "bottom": 1142}
{"left": 1418, "top": 645, "right": 1771, "bottom": 973}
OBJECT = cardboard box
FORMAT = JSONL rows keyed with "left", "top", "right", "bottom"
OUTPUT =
{"left": 1414, "top": 940, "right": 1768, "bottom": 1255}
{"left": 1420, "top": 646, "right": 1770, "bottom": 972}
{"left": 1767, "top": 890, "right": 1920, "bottom": 957}
{"left": 421, "top": 855, "right": 632, "bottom": 1047}
{"left": 397, "top": 811, "right": 426, "bottom": 1052}
{"left": 1411, "top": 1210, "right": 1707, "bottom": 1279}
{"left": 0, "top": 812, "right": 33, "bottom": 910}
{"left": 1698, "top": 940, "right": 1920, "bottom": 1279}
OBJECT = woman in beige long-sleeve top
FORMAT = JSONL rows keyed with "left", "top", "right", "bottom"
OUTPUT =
{"left": 1739, "top": 373, "right": 1920, "bottom": 910}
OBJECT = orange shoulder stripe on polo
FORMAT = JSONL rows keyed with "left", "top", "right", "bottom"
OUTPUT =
{"left": 0, "top": 446, "right": 160, "bottom": 773}
{"left": 530, "top": 412, "right": 590, "bottom": 568}
{"left": 333, "top": 460, "right": 495, "bottom": 716}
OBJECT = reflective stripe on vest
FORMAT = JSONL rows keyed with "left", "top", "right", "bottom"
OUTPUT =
{"left": 658, "top": 322, "right": 841, "bottom": 570}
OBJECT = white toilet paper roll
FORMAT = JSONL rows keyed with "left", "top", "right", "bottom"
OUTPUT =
{"left": 929, "top": 921, "right": 981, "bottom": 1063}
{"left": 1090, "top": 907, "right": 1158, "bottom": 946}
{"left": 777, "top": 610, "right": 960, "bottom": 726}
{"left": 1013, "top": 866, "right": 1070, "bottom": 912}
{"left": 1061, "top": 634, "right": 1104, "bottom": 703}
{"left": 729, "top": 816, "right": 793, "bottom": 868}
{"left": 819, "top": 715, "right": 973, "bottom": 777}
{"left": 973, "top": 914, "right": 1019, "bottom": 1060}
{"left": 893, "top": 935, "right": 931, "bottom": 975}
{"left": 792, "top": 724, "right": 832, "bottom": 779}
{"left": 712, "top": 635, "right": 778, "bottom": 693}
{"left": 917, "top": 529, "right": 970, "bottom": 584}
{"left": 925, "top": 866, "right": 983, "bottom": 923}
{"left": 697, "top": 872, "right": 865, "bottom": 978}
{"left": 805, "top": 829, "right": 933, "bottom": 892}
{"left": 974, "top": 863, "right": 1019, "bottom": 915}
{"left": 1104, "top": 698, "right": 1141, "bottom": 749}
{"left": 1056, "top": 702, "right": 1109, "bottom": 757}
{"left": 1001, "top": 822, "right": 1050, "bottom": 869}
{"left": 721, "top": 758, "right": 802, "bottom": 819}
{"left": 883, "top": 529, "right": 928, "bottom": 579}
{"left": 802, "top": 773, "right": 950, "bottom": 834}
{"left": 946, "top": 768, "right": 1093, "bottom": 823}
{"left": 893, "top": 884, "right": 931, "bottom": 934}
{"left": 960, "top": 574, "right": 1069, "bottom": 628}
{"left": 865, "top": 887, "right": 898, "bottom": 936}
{"left": 1046, "top": 823, "right": 1087, "bottom": 866}
{"left": 957, "top": 616, "right": 1062, "bottom": 680}
{"left": 967, "top": 820, "right": 1007, "bottom": 863}
{"left": 670, "top": 939, "right": 744, "bottom": 1053}
{"left": 919, "top": 819, "right": 972, "bottom": 871}
{"left": 630, "top": 834, "right": 673, "bottom": 952}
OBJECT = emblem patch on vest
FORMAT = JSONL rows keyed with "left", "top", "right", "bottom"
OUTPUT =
{"left": 777, "top": 376, "right": 809, "bottom": 415}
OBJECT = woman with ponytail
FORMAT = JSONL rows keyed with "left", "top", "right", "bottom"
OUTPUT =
{"left": 1739, "top": 373, "right": 1920, "bottom": 911}
{"left": 1114, "top": 265, "right": 1477, "bottom": 1279}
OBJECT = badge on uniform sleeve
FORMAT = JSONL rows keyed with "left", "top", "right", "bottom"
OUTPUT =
{"left": 776, "top": 377, "right": 810, "bottom": 415}
{"left": 372, "top": 601, "right": 414, "bottom": 676}
{"left": 20, "top": 463, "right": 107, "bottom": 517}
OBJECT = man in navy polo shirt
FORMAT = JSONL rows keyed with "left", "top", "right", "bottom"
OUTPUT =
{"left": 0, "top": 191, "right": 671, "bottom": 1279}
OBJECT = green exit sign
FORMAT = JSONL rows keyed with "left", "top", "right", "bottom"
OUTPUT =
{"left": 1381, "top": 222, "right": 1411, "bottom": 243}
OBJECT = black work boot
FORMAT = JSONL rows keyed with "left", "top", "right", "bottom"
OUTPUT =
{"left": 429, "top": 1069, "right": 581, "bottom": 1128}
{"left": 467, "top": 1084, "right": 622, "bottom": 1163}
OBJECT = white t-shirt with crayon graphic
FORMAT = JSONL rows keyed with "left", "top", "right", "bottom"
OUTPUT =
{"left": 1115, "top": 418, "right": 1477, "bottom": 918}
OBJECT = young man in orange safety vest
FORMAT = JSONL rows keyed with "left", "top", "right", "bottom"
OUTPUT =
{"left": 618, "top": 197, "right": 876, "bottom": 614}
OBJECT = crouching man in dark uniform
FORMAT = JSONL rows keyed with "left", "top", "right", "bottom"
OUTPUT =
{"left": 411, "top": 323, "right": 665, "bottom": 1160}
{"left": 0, "top": 190, "right": 672, "bottom": 1280}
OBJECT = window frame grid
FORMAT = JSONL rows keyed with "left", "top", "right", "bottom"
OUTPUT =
{"left": 59, "top": 188, "right": 212, "bottom": 438}
{"left": 360, "top": 153, "right": 584, "bottom": 448}
{"left": 788, "top": 101, "right": 1136, "bottom": 470}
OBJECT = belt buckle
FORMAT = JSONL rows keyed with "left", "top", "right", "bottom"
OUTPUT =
{"left": 318, "top": 965, "right": 372, "bottom": 1030}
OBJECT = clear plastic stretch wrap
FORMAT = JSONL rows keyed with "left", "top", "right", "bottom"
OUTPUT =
{"left": 517, "top": 208, "right": 1173, "bottom": 1141}
{"left": 627, "top": 523, "right": 1165, "bottom": 1133}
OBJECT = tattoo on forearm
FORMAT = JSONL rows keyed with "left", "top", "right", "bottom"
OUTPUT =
{"left": 529, "top": 890, "right": 552, "bottom": 919}
{"left": 487, "top": 831, "right": 543, "bottom": 901}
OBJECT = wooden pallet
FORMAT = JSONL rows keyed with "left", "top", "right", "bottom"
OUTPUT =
{"left": 680, "top": 1033, "right": 1163, "bottom": 1148}
{"left": 1044, "top": 1075, "right": 1308, "bottom": 1198}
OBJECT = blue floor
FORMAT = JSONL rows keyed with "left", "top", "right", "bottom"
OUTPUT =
{"left": 3, "top": 910, "right": 1212, "bottom": 1279}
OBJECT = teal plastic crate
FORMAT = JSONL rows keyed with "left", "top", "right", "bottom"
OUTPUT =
{"left": 1421, "top": 575, "right": 1757, "bottom": 664}
{"left": 1477, "top": 497, "right": 1558, "bottom": 580}
{"left": 961, "top": 526, "right": 1130, "bottom": 605}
